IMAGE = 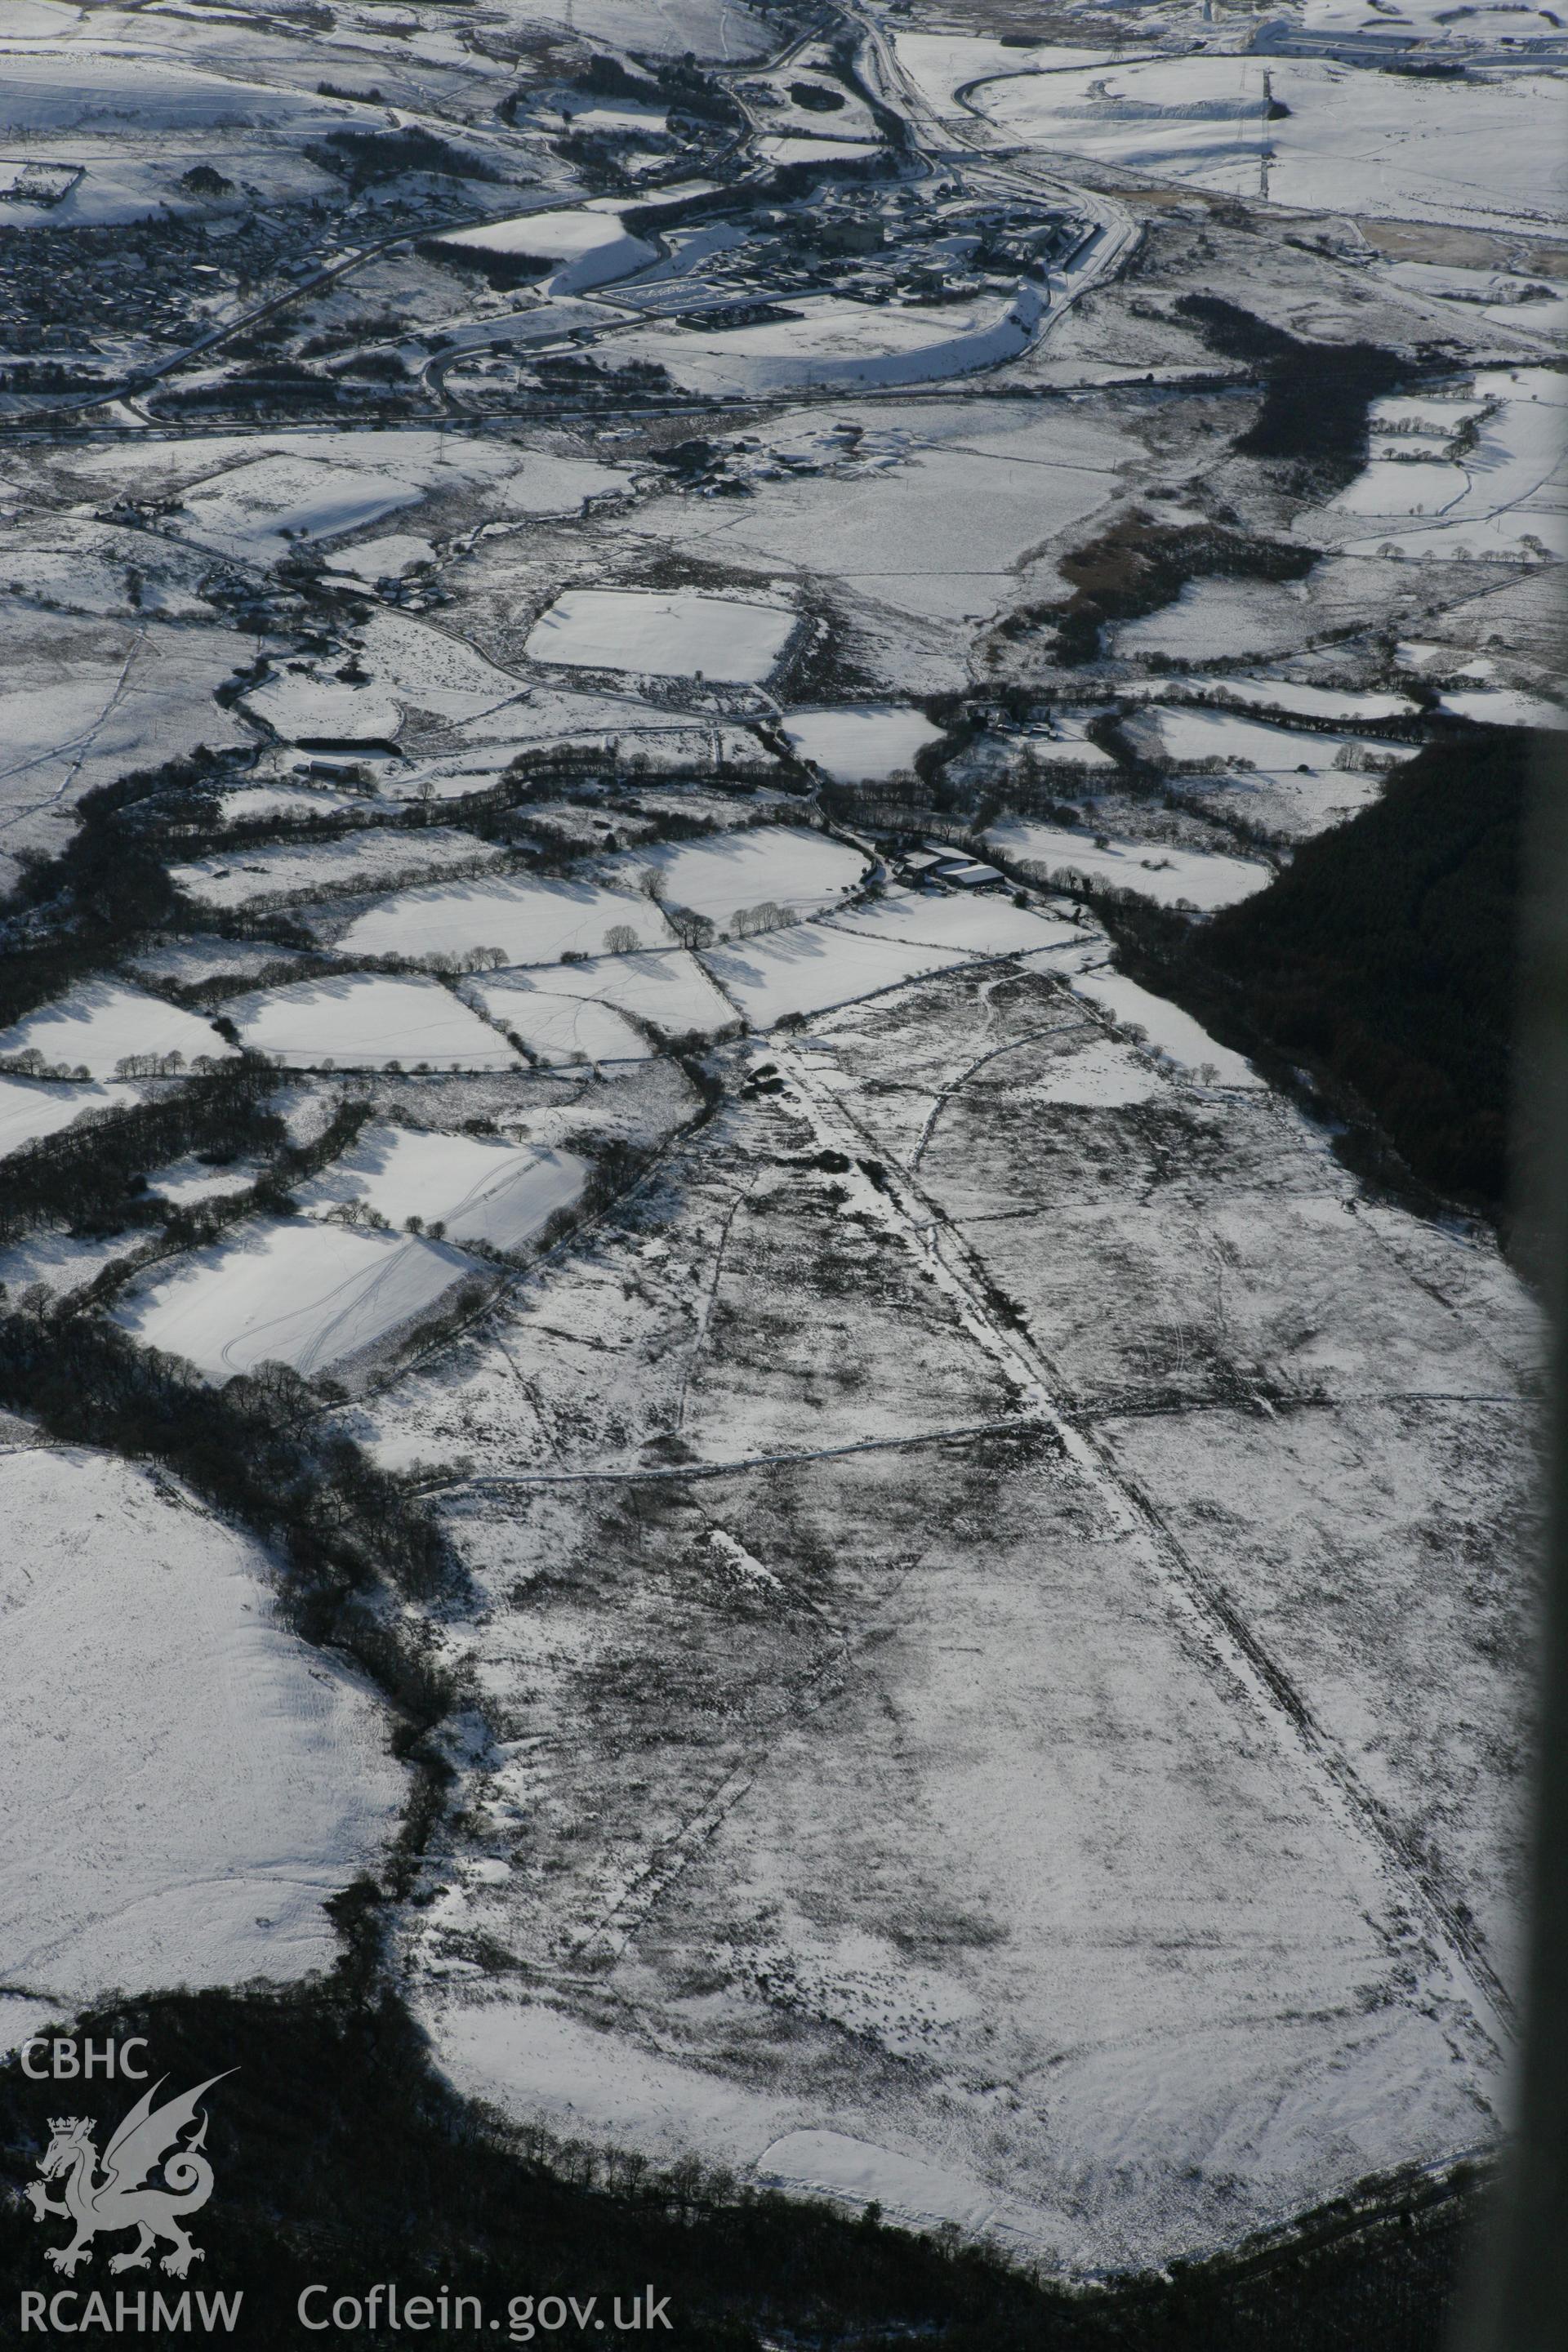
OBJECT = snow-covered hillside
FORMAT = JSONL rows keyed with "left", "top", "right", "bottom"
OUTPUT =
{"left": 0, "top": 0, "right": 1545, "bottom": 2297}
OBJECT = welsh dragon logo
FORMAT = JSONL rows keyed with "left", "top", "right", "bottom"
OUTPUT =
{"left": 24, "top": 2073, "right": 232, "bottom": 2279}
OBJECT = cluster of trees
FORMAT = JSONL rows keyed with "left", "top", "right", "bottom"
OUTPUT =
{"left": 0, "top": 1061, "right": 376, "bottom": 1276}
{"left": 301, "top": 311, "right": 406, "bottom": 359}
{"left": 178, "top": 162, "right": 234, "bottom": 195}
{"left": 1110, "top": 730, "right": 1528, "bottom": 1213}
{"left": 312, "top": 125, "right": 497, "bottom": 186}
{"left": 514, "top": 353, "right": 675, "bottom": 399}
{"left": 0, "top": 360, "right": 110, "bottom": 394}
{"left": 503, "top": 742, "right": 795, "bottom": 795}
{"left": 822, "top": 773, "right": 951, "bottom": 830}
{"left": 729, "top": 899, "right": 795, "bottom": 938}
{"left": 427, "top": 943, "right": 510, "bottom": 974}
{"left": 0, "top": 1971, "right": 1480, "bottom": 2350}
{"left": 0, "top": 1058, "right": 280, "bottom": 1245}
{"left": 161, "top": 369, "right": 337, "bottom": 414}
{"left": 666, "top": 902, "right": 715, "bottom": 949}
{"left": 332, "top": 350, "right": 410, "bottom": 383}
{"left": 0, "top": 752, "right": 229, "bottom": 1028}
{"left": 0, "top": 1305, "right": 455, "bottom": 1659}
{"left": 1125, "top": 673, "right": 1428, "bottom": 745}
{"left": 420, "top": 236, "right": 552, "bottom": 292}
{"left": 160, "top": 953, "right": 322, "bottom": 1011}
{"left": 112, "top": 1048, "right": 207, "bottom": 1079}
{"left": 604, "top": 800, "right": 727, "bottom": 844}
{"left": 0, "top": 1049, "right": 93, "bottom": 1082}
{"left": 1030, "top": 510, "right": 1316, "bottom": 666}
{"left": 51, "top": 1094, "right": 376, "bottom": 1314}
{"left": 1175, "top": 296, "right": 1405, "bottom": 491}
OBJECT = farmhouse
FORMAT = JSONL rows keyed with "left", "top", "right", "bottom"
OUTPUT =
{"left": 898, "top": 844, "right": 1006, "bottom": 889}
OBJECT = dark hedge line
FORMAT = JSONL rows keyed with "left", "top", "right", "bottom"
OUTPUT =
{"left": 0, "top": 1307, "right": 454, "bottom": 1639}
{"left": 0, "top": 1058, "right": 279, "bottom": 1244}
{"left": 0, "top": 751, "right": 227, "bottom": 1028}
{"left": 0, "top": 1980, "right": 1478, "bottom": 2352}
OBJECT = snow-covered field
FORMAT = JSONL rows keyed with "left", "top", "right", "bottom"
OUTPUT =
{"left": 482, "top": 0, "right": 768, "bottom": 53}
{"left": 1121, "top": 703, "right": 1409, "bottom": 836}
{"left": 68, "top": 429, "right": 516, "bottom": 517}
{"left": 0, "top": 515, "right": 214, "bottom": 623}
{"left": 297, "top": 1126, "right": 587, "bottom": 1252}
{"left": 386, "top": 957, "right": 1530, "bottom": 2270}
{"left": 986, "top": 817, "right": 1273, "bottom": 911}
{"left": 0, "top": 1074, "right": 136, "bottom": 1160}
{"left": 475, "top": 947, "right": 738, "bottom": 1044}
{"left": 975, "top": 55, "right": 1272, "bottom": 200}
{"left": 889, "top": 31, "right": 1122, "bottom": 114}
{"left": 1023, "top": 1030, "right": 1165, "bottom": 1107}
{"left": 781, "top": 705, "right": 947, "bottom": 782}
{"left": 122, "top": 935, "right": 312, "bottom": 988}
{"left": 617, "top": 825, "right": 867, "bottom": 924}
{"left": 0, "top": 1444, "right": 399, "bottom": 2002}
{"left": 114, "top": 1216, "right": 481, "bottom": 1379}
{"left": 1110, "top": 577, "right": 1321, "bottom": 665}
{"left": 0, "top": 618, "right": 249, "bottom": 884}
{"left": 147, "top": 1156, "right": 260, "bottom": 1209}
{"left": 499, "top": 454, "right": 639, "bottom": 518}
{"left": 1294, "top": 0, "right": 1566, "bottom": 42}
{"left": 467, "top": 983, "right": 651, "bottom": 1066}
{"left": 0, "top": 0, "right": 1543, "bottom": 2286}
{"left": 247, "top": 612, "right": 530, "bottom": 739}
{"left": 332, "top": 874, "right": 673, "bottom": 967}
{"left": 617, "top": 398, "right": 1135, "bottom": 627}
{"left": 1373, "top": 256, "right": 1568, "bottom": 344}
{"left": 242, "top": 678, "right": 404, "bottom": 745}
{"left": 702, "top": 921, "right": 972, "bottom": 1026}
{"left": 1441, "top": 685, "right": 1568, "bottom": 729}
{"left": 1125, "top": 676, "right": 1419, "bottom": 725}
{"left": 969, "top": 54, "right": 1568, "bottom": 233}
{"left": 1068, "top": 965, "right": 1261, "bottom": 1086}
{"left": 172, "top": 453, "right": 425, "bottom": 562}
{"left": 0, "top": 981, "right": 235, "bottom": 1080}
{"left": 832, "top": 887, "right": 1083, "bottom": 959}
{"left": 324, "top": 534, "right": 437, "bottom": 586}
{"left": 756, "top": 136, "right": 883, "bottom": 168}
{"left": 229, "top": 973, "right": 520, "bottom": 1071}
{"left": 170, "top": 826, "right": 507, "bottom": 912}
{"left": 208, "top": 782, "right": 361, "bottom": 829}
{"left": 616, "top": 287, "right": 1045, "bottom": 394}
{"left": 524, "top": 589, "right": 796, "bottom": 683}
{"left": 436, "top": 211, "right": 657, "bottom": 295}
{"left": 0, "top": 52, "right": 363, "bottom": 225}
{"left": 1326, "top": 368, "right": 1568, "bottom": 562}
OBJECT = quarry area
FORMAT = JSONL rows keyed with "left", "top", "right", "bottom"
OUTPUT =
{"left": 0, "top": 0, "right": 1560, "bottom": 2279}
